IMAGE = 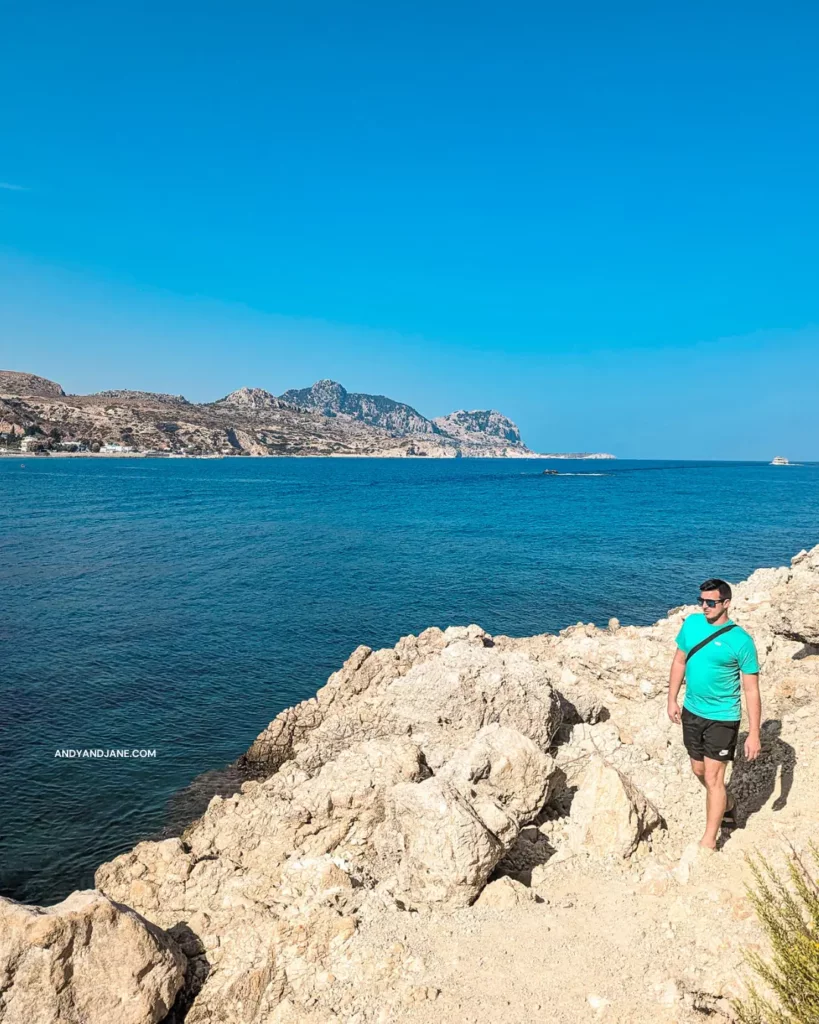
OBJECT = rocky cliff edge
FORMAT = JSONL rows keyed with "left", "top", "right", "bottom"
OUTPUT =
{"left": 1, "top": 547, "right": 817, "bottom": 1024}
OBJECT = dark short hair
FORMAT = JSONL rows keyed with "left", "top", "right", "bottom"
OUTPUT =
{"left": 700, "top": 578, "right": 732, "bottom": 601}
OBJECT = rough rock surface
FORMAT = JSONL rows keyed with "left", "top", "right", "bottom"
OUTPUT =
{"left": 244, "top": 626, "right": 562, "bottom": 773}
{"left": 0, "top": 889, "right": 185, "bottom": 1024}
{"left": 764, "top": 545, "right": 819, "bottom": 643}
{"left": 7, "top": 545, "right": 819, "bottom": 1023}
{"left": 567, "top": 754, "right": 662, "bottom": 858}
{"left": 279, "top": 379, "right": 440, "bottom": 436}
{"left": 374, "top": 726, "right": 554, "bottom": 907}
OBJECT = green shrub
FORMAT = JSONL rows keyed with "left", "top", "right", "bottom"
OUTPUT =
{"left": 735, "top": 844, "right": 819, "bottom": 1024}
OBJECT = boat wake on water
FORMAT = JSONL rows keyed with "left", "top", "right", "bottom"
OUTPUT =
{"left": 521, "top": 470, "right": 612, "bottom": 477}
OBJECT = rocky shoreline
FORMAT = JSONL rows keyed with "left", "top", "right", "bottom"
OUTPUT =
{"left": 2, "top": 547, "right": 817, "bottom": 1024}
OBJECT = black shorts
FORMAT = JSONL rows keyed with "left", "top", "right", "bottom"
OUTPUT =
{"left": 682, "top": 707, "right": 740, "bottom": 762}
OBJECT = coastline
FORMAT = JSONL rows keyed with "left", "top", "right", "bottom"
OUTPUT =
{"left": 93, "top": 540, "right": 810, "bottom": 854}
{"left": 3, "top": 544, "right": 818, "bottom": 1024}
{"left": 1, "top": 449, "right": 617, "bottom": 460}
{"left": 0, "top": 370, "right": 616, "bottom": 461}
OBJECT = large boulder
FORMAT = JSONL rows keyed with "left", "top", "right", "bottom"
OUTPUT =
{"left": 437, "top": 724, "right": 557, "bottom": 843}
{"left": 374, "top": 726, "right": 555, "bottom": 907}
{"left": 568, "top": 755, "right": 662, "bottom": 859}
{"left": 0, "top": 890, "right": 185, "bottom": 1024}
{"left": 493, "top": 619, "right": 682, "bottom": 708}
{"left": 767, "top": 546, "right": 819, "bottom": 644}
{"left": 378, "top": 775, "right": 502, "bottom": 908}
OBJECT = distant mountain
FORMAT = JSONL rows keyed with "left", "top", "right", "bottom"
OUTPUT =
{"left": 433, "top": 410, "right": 522, "bottom": 446}
{"left": 0, "top": 370, "right": 614, "bottom": 459}
{"left": 279, "top": 379, "right": 439, "bottom": 436}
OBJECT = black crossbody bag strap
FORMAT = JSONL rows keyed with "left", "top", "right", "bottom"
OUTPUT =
{"left": 685, "top": 623, "right": 737, "bottom": 664}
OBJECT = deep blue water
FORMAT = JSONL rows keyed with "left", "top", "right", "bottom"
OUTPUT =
{"left": 2, "top": 457, "right": 818, "bottom": 903}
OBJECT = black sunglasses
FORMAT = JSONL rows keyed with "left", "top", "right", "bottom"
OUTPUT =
{"left": 697, "top": 597, "right": 725, "bottom": 608}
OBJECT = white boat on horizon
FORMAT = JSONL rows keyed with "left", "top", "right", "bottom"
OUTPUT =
{"left": 770, "top": 456, "right": 790, "bottom": 465}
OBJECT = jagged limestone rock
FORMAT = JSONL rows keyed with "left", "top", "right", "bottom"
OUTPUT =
{"left": 767, "top": 546, "right": 819, "bottom": 643}
{"left": 377, "top": 776, "right": 504, "bottom": 909}
{"left": 0, "top": 889, "right": 185, "bottom": 1024}
{"left": 568, "top": 755, "right": 662, "bottom": 859}
{"left": 374, "top": 727, "right": 554, "bottom": 908}
{"left": 246, "top": 630, "right": 562, "bottom": 774}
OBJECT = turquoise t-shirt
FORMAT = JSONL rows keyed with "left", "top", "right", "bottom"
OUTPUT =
{"left": 676, "top": 614, "right": 759, "bottom": 722}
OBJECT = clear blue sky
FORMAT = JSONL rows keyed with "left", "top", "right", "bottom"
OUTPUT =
{"left": 1, "top": 0, "right": 817, "bottom": 458}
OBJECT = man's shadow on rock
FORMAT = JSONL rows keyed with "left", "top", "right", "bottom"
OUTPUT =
{"left": 728, "top": 719, "right": 796, "bottom": 830}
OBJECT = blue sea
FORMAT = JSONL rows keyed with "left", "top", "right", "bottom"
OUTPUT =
{"left": 2, "top": 457, "right": 817, "bottom": 904}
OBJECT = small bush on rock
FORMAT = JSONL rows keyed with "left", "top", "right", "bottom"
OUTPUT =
{"left": 735, "top": 844, "right": 819, "bottom": 1024}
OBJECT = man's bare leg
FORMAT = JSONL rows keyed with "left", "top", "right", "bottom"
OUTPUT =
{"left": 691, "top": 758, "right": 734, "bottom": 812}
{"left": 690, "top": 757, "right": 706, "bottom": 787}
{"left": 701, "top": 758, "right": 729, "bottom": 849}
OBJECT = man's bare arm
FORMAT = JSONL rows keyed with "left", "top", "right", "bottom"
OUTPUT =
{"left": 742, "top": 673, "right": 762, "bottom": 759}
{"left": 667, "top": 648, "right": 686, "bottom": 723}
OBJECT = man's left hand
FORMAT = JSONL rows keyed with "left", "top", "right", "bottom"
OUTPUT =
{"left": 744, "top": 732, "right": 762, "bottom": 760}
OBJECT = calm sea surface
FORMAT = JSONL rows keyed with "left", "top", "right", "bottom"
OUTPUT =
{"left": 2, "top": 457, "right": 818, "bottom": 903}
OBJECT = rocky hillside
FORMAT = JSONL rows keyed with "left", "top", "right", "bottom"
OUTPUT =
{"left": 0, "top": 370, "right": 65, "bottom": 398}
{"left": 215, "top": 387, "right": 289, "bottom": 412}
{"left": 95, "top": 390, "right": 190, "bottom": 404}
{"left": 279, "top": 379, "right": 440, "bottom": 436}
{"left": 2, "top": 546, "right": 817, "bottom": 1024}
{"left": 0, "top": 370, "right": 611, "bottom": 458}
{"left": 433, "top": 409, "right": 522, "bottom": 445}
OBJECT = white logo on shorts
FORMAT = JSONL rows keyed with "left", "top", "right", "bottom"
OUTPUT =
{"left": 719, "top": 749, "right": 729, "bottom": 756}
{"left": 715, "top": 641, "right": 722, "bottom": 646}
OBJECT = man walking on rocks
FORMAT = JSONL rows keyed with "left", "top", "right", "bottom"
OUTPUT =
{"left": 667, "top": 578, "right": 762, "bottom": 849}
